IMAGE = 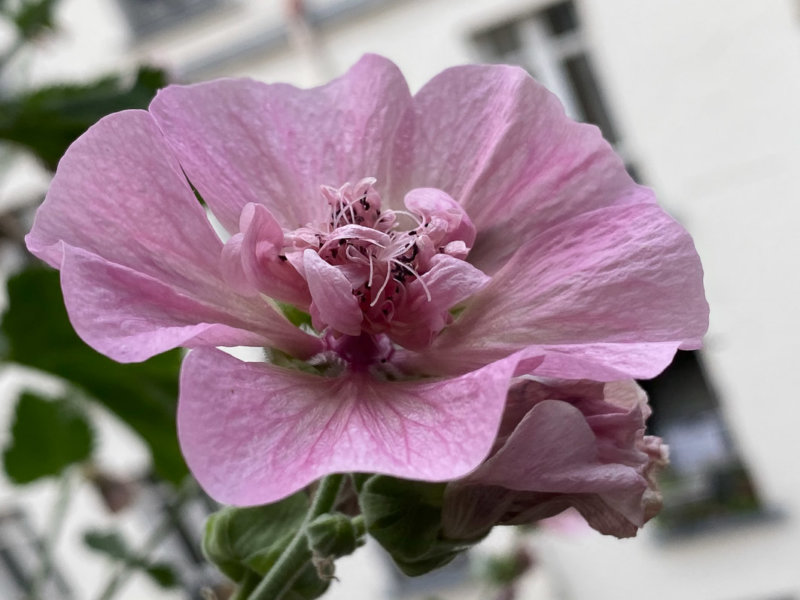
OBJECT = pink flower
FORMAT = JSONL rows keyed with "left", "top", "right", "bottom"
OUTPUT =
{"left": 442, "top": 379, "right": 668, "bottom": 539}
{"left": 25, "top": 55, "right": 707, "bottom": 506}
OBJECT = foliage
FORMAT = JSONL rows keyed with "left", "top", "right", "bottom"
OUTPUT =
{"left": 84, "top": 529, "right": 180, "bottom": 588}
{"left": 360, "top": 475, "right": 483, "bottom": 577}
{"left": 3, "top": 391, "right": 93, "bottom": 483}
{"left": 6, "top": 0, "right": 58, "bottom": 39}
{"left": 0, "top": 66, "right": 168, "bottom": 171}
{"left": 0, "top": 266, "right": 187, "bottom": 484}
{"left": 204, "top": 483, "right": 367, "bottom": 600}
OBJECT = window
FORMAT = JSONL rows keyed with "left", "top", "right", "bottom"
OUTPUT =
{"left": 473, "top": 0, "right": 632, "bottom": 174}
{"left": 117, "top": 0, "right": 222, "bottom": 38}
{"left": 640, "top": 352, "right": 762, "bottom": 535}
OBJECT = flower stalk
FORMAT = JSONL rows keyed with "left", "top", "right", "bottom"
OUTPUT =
{"left": 247, "top": 474, "right": 344, "bottom": 600}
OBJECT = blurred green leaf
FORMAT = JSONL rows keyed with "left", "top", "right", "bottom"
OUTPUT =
{"left": 1, "top": 266, "right": 187, "bottom": 484}
{"left": 0, "top": 65, "right": 167, "bottom": 170}
{"left": 3, "top": 391, "right": 92, "bottom": 483}
{"left": 10, "top": 0, "right": 58, "bottom": 39}
{"left": 360, "top": 475, "right": 482, "bottom": 576}
{"left": 144, "top": 564, "right": 178, "bottom": 588}
{"left": 84, "top": 529, "right": 179, "bottom": 589}
{"left": 84, "top": 530, "right": 127, "bottom": 560}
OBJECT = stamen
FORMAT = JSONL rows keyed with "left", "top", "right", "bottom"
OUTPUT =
{"left": 368, "top": 253, "right": 375, "bottom": 289}
{"left": 390, "top": 258, "right": 431, "bottom": 302}
{"left": 371, "top": 264, "right": 394, "bottom": 307}
{"left": 385, "top": 210, "right": 423, "bottom": 229}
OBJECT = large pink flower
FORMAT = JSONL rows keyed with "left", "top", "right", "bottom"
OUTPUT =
{"left": 25, "top": 55, "right": 707, "bottom": 506}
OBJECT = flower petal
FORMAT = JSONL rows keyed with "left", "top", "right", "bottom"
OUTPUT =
{"left": 149, "top": 54, "right": 414, "bottom": 232}
{"left": 390, "top": 254, "right": 489, "bottom": 350}
{"left": 178, "top": 348, "right": 520, "bottom": 505}
{"left": 25, "top": 110, "right": 320, "bottom": 361}
{"left": 303, "top": 249, "right": 363, "bottom": 336}
{"left": 406, "top": 64, "right": 646, "bottom": 273}
{"left": 443, "top": 379, "right": 664, "bottom": 539}
{"left": 60, "top": 244, "right": 321, "bottom": 362}
{"left": 419, "top": 203, "right": 708, "bottom": 379}
{"left": 224, "top": 203, "right": 311, "bottom": 306}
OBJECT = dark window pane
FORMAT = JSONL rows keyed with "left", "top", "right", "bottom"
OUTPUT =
{"left": 563, "top": 53, "right": 619, "bottom": 143}
{"left": 474, "top": 20, "right": 522, "bottom": 57}
{"left": 118, "top": 0, "right": 220, "bottom": 37}
{"left": 641, "top": 352, "right": 762, "bottom": 534}
{"left": 543, "top": 1, "right": 578, "bottom": 36}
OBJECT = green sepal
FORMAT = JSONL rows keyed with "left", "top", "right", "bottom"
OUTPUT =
{"left": 203, "top": 492, "right": 309, "bottom": 582}
{"left": 306, "top": 512, "right": 364, "bottom": 558}
{"left": 275, "top": 301, "right": 313, "bottom": 329}
{"left": 360, "top": 475, "right": 486, "bottom": 576}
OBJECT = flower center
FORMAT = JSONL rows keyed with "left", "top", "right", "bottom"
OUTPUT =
{"left": 281, "top": 177, "right": 483, "bottom": 347}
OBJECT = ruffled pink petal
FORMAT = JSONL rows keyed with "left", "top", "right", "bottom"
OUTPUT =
{"left": 59, "top": 245, "right": 321, "bottom": 362}
{"left": 223, "top": 203, "right": 311, "bottom": 306}
{"left": 403, "top": 188, "right": 476, "bottom": 249}
{"left": 25, "top": 110, "right": 320, "bottom": 361}
{"left": 149, "top": 54, "right": 414, "bottom": 232}
{"left": 303, "top": 250, "right": 362, "bottom": 336}
{"left": 178, "top": 348, "right": 521, "bottom": 505}
{"left": 390, "top": 254, "right": 489, "bottom": 350}
{"left": 418, "top": 203, "right": 708, "bottom": 380}
{"left": 443, "top": 379, "right": 664, "bottom": 539}
{"left": 469, "top": 400, "right": 643, "bottom": 493}
{"left": 404, "top": 64, "right": 647, "bottom": 273}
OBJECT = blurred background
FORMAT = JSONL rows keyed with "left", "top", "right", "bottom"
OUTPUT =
{"left": 0, "top": 0, "right": 798, "bottom": 599}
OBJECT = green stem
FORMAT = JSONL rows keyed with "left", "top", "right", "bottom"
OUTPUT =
{"left": 247, "top": 474, "right": 344, "bottom": 600}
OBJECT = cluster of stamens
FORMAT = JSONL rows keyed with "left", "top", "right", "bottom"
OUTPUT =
{"left": 284, "top": 178, "right": 437, "bottom": 334}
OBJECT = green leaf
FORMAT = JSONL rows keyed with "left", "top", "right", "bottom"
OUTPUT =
{"left": 144, "top": 564, "right": 179, "bottom": 588}
{"left": 84, "top": 530, "right": 128, "bottom": 560}
{"left": 84, "top": 529, "right": 179, "bottom": 588}
{"left": 1, "top": 266, "right": 187, "bottom": 484}
{"left": 10, "top": 0, "right": 58, "bottom": 38}
{"left": 0, "top": 65, "right": 167, "bottom": 170}
{"left": 203, "top": 492, "right": 310, "bottom": 583}
{"left": 3, "top": 391, "right": 92, "bottom": 483}
{"left": 360, "top": 476, "right": 482, "bottom": 576}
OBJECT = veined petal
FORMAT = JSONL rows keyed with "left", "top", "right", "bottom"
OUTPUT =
{"left": 405, "top": 64, "right": 646, "bottom": 273}
{"left": 178, "top": 348, "right": 520, "bottom": 505}
{"left": 233, "top": 203, "right": 311, "bottom": 306}
{"left": 390, "top": 254, "right": 489, "bottom": 350}
{"left": 24, "top": 110, "right": 320, "bottom": 361}
{"left": 149, "top": 54, "right": 414, "bottom": 232}
{"left": 419, "top": 203, "right": 708, "bottom": 379}
{"left": 443, "top": 379, "right": 663, "bottom": 539}
{"left": 60, "top": 245, "right": 322, "bottom": 362}
{"left": 465, "top": 400, "right": 644, "bottom": 494}
{"left": 303, "top": 250, "right": 362, "bottom": 336}
{"left": 27, "top": 110, "right": 222, "bottom": 284}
